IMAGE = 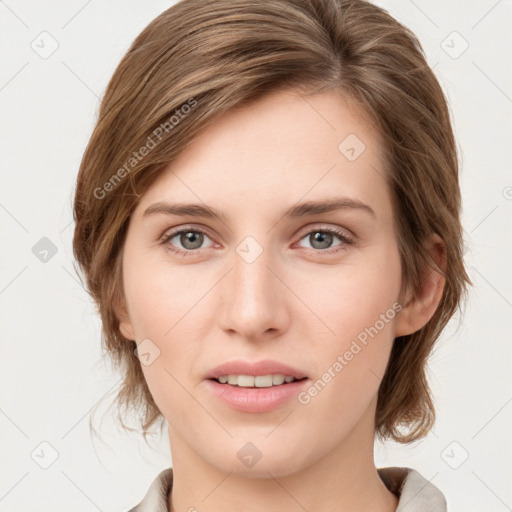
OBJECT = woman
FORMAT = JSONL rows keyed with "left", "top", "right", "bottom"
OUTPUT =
{"left": 72, "top": 0, "right": 470, "bottom": 510}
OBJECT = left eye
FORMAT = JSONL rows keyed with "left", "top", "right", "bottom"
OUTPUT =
{"left": 297, "top": 229, "right": 353, "bottom": 251}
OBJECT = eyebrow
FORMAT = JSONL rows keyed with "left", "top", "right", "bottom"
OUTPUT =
{"left": 142, "top": 197, "right": 376, "bottom": 221}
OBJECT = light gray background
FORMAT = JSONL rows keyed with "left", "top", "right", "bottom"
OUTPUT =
{"left": 1, "top": 1, "right": 511, "bottom": 510}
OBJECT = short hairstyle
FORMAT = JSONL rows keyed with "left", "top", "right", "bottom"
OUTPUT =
{"left": 73, "top": 0, "right": 470, "bottom": 443}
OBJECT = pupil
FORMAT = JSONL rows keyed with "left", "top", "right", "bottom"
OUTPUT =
{"left": 312, "top": 231, "right": 332, "bottom": 250}
{"left": 182, "top": 231, "right": 202, "bottom": 249}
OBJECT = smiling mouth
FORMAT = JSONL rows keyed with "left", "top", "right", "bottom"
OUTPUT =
{"left": 210, "top": 374, "right": 308, "bottom": 388}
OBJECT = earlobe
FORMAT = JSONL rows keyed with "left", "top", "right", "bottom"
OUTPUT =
{"left": 395, "top": 234, "right": 446, "bottom": 337}
{"left": 119, "top": 317, "right": 136, "bottom": 341}
{"left": 114, "top": 294, "right": 136, "bottom": 341}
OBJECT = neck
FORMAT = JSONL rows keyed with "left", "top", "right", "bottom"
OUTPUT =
{"left": 168, "top": 401, "right": 398, "bottom": 512}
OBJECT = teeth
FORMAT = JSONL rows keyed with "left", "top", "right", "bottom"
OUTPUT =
{"left": 255, "top": 375, "right": 272, "bottom": 387}
{"left": 272, "top": 374, "right": 285, "bottom": 385}
{"left": 238, "top": 375, "right": 255, "bottom": 387}
{"left": 216, "top": 374, "right": 298, "bottom": 387}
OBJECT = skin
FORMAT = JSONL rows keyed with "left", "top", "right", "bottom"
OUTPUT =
{"left": 118, "top": 87, "right": 445, "bottom": 512}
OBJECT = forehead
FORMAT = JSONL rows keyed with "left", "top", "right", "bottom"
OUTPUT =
{"left": 135, "top": 88, "right": 390, "bottom": 221}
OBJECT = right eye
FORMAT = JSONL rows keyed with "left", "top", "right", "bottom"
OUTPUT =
{"left": 162, "top": 227, "right": 216, "bottom": 256}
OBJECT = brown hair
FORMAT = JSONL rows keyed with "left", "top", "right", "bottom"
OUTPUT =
{"left": 73, "top": 0, "right": 470, "bottom": 443}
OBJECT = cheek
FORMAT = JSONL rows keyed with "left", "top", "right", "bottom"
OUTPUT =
{"left": 123, "top": 257, "right": 208, "bottom": 419}
{"left": 294, "top": 246, "right": 402, "bottom": 412}
{"left": 297, "top": 245, "right": 402, "bottom": 346}
{"left": 121, "top": 247, "right": 213, "bottom": 394}
{"left": 122, "top": 249, "right": 204, "bottom": 339}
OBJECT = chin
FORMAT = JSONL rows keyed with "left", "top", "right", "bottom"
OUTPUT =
{"left": 203, "top": 435, "right": 317, "bottom": 480}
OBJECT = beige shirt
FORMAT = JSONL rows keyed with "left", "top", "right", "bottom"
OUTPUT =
{"left": 128, "top": 466, "right": 447, "bottom": 511}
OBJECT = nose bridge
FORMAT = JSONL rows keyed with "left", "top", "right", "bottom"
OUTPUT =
{"left": 234, "top": 246, "right": 274, "bottom": 301}
{"left": 219, "top": 237, "right": 287, "bottom": 339}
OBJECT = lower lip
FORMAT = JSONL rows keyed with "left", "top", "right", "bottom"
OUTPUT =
{"left": 205, "top": 378, "right": 309, "bottom": 413}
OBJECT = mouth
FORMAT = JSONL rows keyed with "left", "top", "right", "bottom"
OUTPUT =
{"left": 204, "top": 359, "right": 309, "bottom": 412}
{"left": 205, "top": 359, "right": 308, "bottom": 384}
{"left": 209, "top": 374, "right": 308, "bottom": 388}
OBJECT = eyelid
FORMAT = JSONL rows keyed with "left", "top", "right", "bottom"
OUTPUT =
{"left": 161, "top": 223, "right": 213, "bottom": 237}
{"left": 161, "top": 224, "right": 216, "bottom": 246}
{"left": 295, "top": 223, "right": 355, "bottom": 242}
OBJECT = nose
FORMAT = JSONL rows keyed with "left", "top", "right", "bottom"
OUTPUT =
{"left": 218, "top": 245, "right": 290, "bottom": 342}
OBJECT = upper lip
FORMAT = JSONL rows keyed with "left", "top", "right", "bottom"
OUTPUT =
{"left": 206, "top": 359, "right": 308, "bottom": 380}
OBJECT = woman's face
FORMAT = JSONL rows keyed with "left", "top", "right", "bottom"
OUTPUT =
{"left": 119, "top": 88, "right": 405, "bottom": 477}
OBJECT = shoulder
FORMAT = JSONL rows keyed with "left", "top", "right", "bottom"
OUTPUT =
{"left": 126, "top": 467, "right": 174, "bottom": 512}
{"left": 378, "top": 466, "right": 447, "bottom": 511}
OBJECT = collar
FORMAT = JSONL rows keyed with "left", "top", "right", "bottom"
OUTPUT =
{"left": 128, "top": 466, "right": 447, "bottom": 511}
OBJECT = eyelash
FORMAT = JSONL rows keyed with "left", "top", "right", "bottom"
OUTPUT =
{"left": 161, "top": 225, "right": 355, "bottom": 258}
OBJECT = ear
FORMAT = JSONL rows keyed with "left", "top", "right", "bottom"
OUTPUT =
{"left": 114, "top": 292, "right": 136, "bottom": 341}
{"left": 395, "top": 234, "right": 446, "bottom": 337}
